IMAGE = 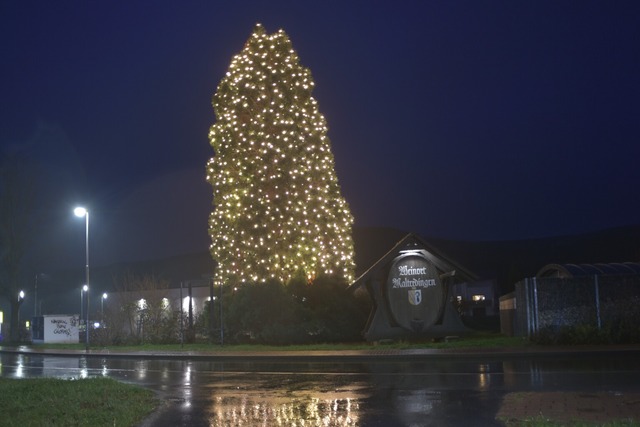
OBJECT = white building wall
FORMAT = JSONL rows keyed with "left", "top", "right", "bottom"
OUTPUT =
{"left": 35, "top": 315, "right": 80, "bottom": 344}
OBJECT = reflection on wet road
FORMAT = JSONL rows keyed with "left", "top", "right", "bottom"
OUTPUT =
{"left": 1, "top": 353, "right": 639, "bottom": 426}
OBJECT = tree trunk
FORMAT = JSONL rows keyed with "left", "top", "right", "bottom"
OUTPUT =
{"left": 9, "top": 300, "right": 22, "bottom": 342}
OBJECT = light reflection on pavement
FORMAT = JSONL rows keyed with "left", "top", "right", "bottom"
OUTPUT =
{"left": 1, "top": 352, "right": 640, "bottom": 426}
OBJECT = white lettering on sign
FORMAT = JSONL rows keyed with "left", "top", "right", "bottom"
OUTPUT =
{"left": 398, "top": 265, "right": 427, "bottom": 276}
{"left": 392, "top": 277, "right": 436, "bottom": 289}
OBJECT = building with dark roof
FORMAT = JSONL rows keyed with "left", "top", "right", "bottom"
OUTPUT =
{"left": 537, "top": 262, "right": 640, "bottom": 278}
{"left": 349, "top": 233, "right": 481, "bottom": 341}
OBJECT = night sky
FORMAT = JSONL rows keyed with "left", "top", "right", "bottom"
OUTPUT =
{"left": 1, "top": 2, "right": 639, "bottom": 271}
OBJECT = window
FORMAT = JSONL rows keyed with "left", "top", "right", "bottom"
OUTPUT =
{"left": 472, "top": 295, "right": 485, "bottom": 302}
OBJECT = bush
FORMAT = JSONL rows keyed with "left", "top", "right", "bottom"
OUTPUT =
{"left": 296, "top": 275, "right": 369, "bottom": 342}
{"left": 532, "top": 321, "right": 640, "bottom": 345}
{"left": 223, "top": 276, "right": 369, "bottom": 345}
{"left": 225, "top": 279, "right": 307, "bottom": 344}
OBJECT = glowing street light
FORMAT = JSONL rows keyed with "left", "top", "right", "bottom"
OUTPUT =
{"left": 74, "top": 206, "right": 90, "bottom": 351}
{"left": 101, "top": 293, "right": 108, "bottom": 325}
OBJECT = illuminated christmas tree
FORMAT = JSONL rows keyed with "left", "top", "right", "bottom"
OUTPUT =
{"left": 206, "top": 24, "right": 355, "bottom": 286}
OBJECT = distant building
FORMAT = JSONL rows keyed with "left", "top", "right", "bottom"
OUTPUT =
{"left": 450, "top": 280, "right": 499, "bottom": 317}
{"left": 536, "top": 262, "right": 640, "bottom": 279}
{"left": 107, "top": 281, "right": 212, "bottom": 338}
{"left": 32, "top": 315, "right": 80, "bottom": 344}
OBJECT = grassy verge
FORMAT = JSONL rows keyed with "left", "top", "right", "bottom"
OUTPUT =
{"left": 28, "top": 333, "right": 532, "bottom": 353}
{"left": 500, "top": 416, "right": 640, "bottom": 427}
{"left": 497, "top": 391, "right": 640, "bottom": 427}
{"left": 0, "top": 377, "right": 157, "bottom": 427}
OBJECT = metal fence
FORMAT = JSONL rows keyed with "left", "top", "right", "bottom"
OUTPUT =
{"left": 513, "top": 275, "right": 640, "bottom": 337}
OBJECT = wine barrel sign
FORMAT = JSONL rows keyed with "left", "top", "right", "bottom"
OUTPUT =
{"left": 385, "top": 253, "right": 445, "bottom": 333}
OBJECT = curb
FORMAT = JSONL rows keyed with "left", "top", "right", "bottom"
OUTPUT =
{"left": 2, "top": 345, "right": 640, "bottom": 361}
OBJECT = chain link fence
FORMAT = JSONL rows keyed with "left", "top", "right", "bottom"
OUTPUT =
{"left": 502, "top": 275, "right": 640, "bottom": 339}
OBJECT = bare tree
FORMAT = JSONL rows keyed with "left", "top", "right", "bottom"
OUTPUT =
{"left": 109, "top": 272, "right": 175, "bottom": 343}
{"left": 0, "top": 150, "right": 35, "bottom": 342}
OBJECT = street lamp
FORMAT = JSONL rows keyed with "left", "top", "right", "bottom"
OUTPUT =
{"left": 101, "top": 293, "right": 107, "bottom": 325}
{"left": 18, "top": 291, "right": 25, "bottom": 341}
{"left": 80, "top": 285, "right": 87, "bottom": 321}
{"left": 74, "top": 206, "right": 90, "bottom": 351}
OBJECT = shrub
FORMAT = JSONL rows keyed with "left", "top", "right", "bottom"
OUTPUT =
{"left": 532, "top": 322, "right": 639, "bottom": 345}
{"left": 223, "top": 276, "right": 369, "bottom": 345}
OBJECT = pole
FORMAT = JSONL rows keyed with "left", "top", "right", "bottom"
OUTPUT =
{"left": 188, "top": 282, "right": 193, "bottom": 343}
{"left": 180, "top": 282, "right": 184, "bottom": 348}
{"left": 594, "top": 275, "right": 602, "bottom": 330}
{"left": 84, "top": 211, "right": 90, "bottom": 351}
{"left": 34, "top": 275, "right": 38, "bottom": 317}
{"left": 209, "top": 278, "right": 214, "bottom": 344}
{"left": 219, "top": 281, "right": 224, "bottom": 346}
{"left": 17, "top": 292, "right": 24, "bottom": 340}
{"left": 532, "top": 277, "right": 539, "bottom": 335}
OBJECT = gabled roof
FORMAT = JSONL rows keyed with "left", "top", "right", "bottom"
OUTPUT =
{"left": 349, "top": 233, "right": 478, "bottom": 291}
{"left": 537, "top": 262, "right": 640, "bottom": 278}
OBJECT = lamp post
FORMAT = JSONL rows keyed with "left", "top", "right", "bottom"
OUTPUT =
{"left": 81, "top": 284, "right": 88, "bottom": 343}
{"left": 18, "top": 290, "right": 25, "bottom": 340}
{"left": 74, "top": 207, "right": 90, "bottom": 351}
{"left": 81, "top": 283, "right": 88, "bottom": 319}
{"left": 34, "top": 275, "right": 38, "bottom": 317}
{"left": 34, "top": 273, "right": 48, "bottom": 317}
{"left": 101, "top": 293, "right": 107, "bottom": 326}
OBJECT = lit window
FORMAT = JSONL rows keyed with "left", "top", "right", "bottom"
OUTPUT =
{"left": 182, "top": 297, "right": 192, "bottom": 312}
{"left": 472, "top": 295, "right": 485, "bottom": 302}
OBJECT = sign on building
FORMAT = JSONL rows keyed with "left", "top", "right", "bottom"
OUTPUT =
{"left": 386, "top": 254, "right": 445, "bottom": 333}
{"left": 348, "top": 233, "right": 477, "bottom": 341}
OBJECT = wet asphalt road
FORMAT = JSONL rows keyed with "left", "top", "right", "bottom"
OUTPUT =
{"left": 1, "top": 351, "right": 640, "bottom": 426}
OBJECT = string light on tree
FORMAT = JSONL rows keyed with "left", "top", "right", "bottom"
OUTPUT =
{"left": 206, "top": 23, "right": 355, "bottom": 285}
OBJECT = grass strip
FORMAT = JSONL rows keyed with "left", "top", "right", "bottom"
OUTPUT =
{"left": 497, "top": 391, "right": 640, "bottom": 427}
{"left": 0, "top": 377, "right": 157, "bottom": 427}
{"left": 500, "top": 416, "right": 640, "bottom": 427}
